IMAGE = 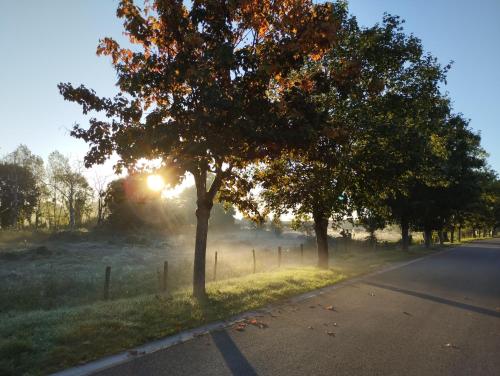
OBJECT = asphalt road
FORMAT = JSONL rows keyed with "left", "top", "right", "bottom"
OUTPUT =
{"left": 95, "top": 239, "right": 500, "bottom": 376}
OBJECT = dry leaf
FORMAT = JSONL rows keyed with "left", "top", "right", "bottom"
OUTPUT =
{"left": 245, "top": 318, "right": 268, "bottom": 329}
{"left": 234, "top": 323, "right": 247, "bottom": 332}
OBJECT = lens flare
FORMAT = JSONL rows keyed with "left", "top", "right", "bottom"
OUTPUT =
{"left": 147, "top": 174, "right": 165, "bottom": 191}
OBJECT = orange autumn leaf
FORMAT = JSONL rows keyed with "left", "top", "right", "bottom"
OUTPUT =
{"left": 310, "top": 52, "right": 322, "bottom": 62}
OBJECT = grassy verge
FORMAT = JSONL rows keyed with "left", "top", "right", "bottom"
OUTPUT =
{"left": 0, "top": 246, "right": 439, "bottom": 375}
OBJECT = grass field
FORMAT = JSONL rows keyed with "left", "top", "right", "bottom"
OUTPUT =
{"left": 0, "top": 226, "right": 406, "bottom": 313}
{"left": 0, "top": 227, "right": 469, "bottom": 375}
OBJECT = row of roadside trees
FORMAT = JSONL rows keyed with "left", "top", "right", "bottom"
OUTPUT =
{"left": 58, "top": 0, "right": 500, "bottom": 299}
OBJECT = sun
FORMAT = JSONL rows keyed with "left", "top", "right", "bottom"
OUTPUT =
{"left": 147, "top": 174, "right": 165, "bottom": 192}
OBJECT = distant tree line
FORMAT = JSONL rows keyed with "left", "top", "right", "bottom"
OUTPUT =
{"left": 0, "top": 146, "right": 92, "bottom": 229}
{"left": 58, "top": 0, "right": 500, "bottom": 298}
{"left": 0, "top": 146, "right": 236, "bottom": 232}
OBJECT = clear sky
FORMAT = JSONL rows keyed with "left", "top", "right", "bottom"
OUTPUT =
{"left": 0, "top": 0, "right": 499, "bottom": 174}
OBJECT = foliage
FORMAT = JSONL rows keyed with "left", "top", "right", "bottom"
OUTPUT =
{"left": 103, "top": 176, "right": 235, "bottom": 231}
{"left": 355, "top": 207, "right": 387, "bottom": 240}
{"left": 351, "top": 23, "right": 455, "bottom": 249}
{"left": 47, "top": 152, "right": 93, "bottom": 229}
{"left": 104, "top": 174, "right": 164, "bottom": 230}
{"left": 254, "top": 11, "right": 429, "bottom": 261}
{"left": 58, "top": 0, "right": 341, "bottom": 298}
{"left": 0, "top": 163, "right": 39, "bottom": 228}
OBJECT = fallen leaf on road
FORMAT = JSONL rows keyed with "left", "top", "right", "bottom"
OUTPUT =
{"left": 308, "top": 326, "right": 314, "bottom": 330}
{"left": 442, "top": 343, "right": 460, "bottom": 349}
{"left": 325, "top": 305, "right": 335, "bottom": 311}
{"left": 333, "top": 322, "right": 338, "bottom": 327}
{"left": 403, "top": 311, "right": 412, "bottom": 316}
{"left": 234, "top": 323, "right": 247, "bottom": 331}
{"left": 326, "top": 331, "right": 336, "bottom": 336}
{"left": 309, "top": 305, "right": 316, "bottom": 309}
{"left": 244, "top": 318, "right": 268, "bottom": 329}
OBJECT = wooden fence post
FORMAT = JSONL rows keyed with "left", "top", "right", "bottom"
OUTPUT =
{"left": 104, "top": 266, "right": 111, "bottom": 300}
{"left": 213, "top": 251, "right": 218, "bottom": 281}
{"left": 252, "top": 249, "right": 256, "bottom": 274}
{"left": 163, "top": 261, "right": 168, "bottom": 293}
{"left": 278, "top": 246, "right": 282, "bottom": 268}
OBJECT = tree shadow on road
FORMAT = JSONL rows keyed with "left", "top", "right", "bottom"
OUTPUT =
{"left": 211, "top": 330, "right": 258, "bottom": 376}
{"left": 365, "top": 281, "right": 500, "bottom": 318}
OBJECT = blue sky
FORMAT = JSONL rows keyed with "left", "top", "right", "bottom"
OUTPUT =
{"left": 0, "top": 0, "right": 499, "bottom": 173}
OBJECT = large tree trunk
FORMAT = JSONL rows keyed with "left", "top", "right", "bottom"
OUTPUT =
{"left": 424, "top": 228, "right": 432, "bottom": 249}
{"left": 369, "top": 229, "right": 377, "bottom": 249}
{"left": 458, "top": 225, "right": 462, "bottom": 242}
{"left": 97, "top": 196, "right": 103, "bottom": 225}
{"left": 401, "top": 216, "right": 410, "bottom": 251}
{"left": 191, "top": 168, "right": 224, "bottom": 300}
{"left": 35, "top": 197, "right": 41, "bottom": 230}
{"left": 450, "top": 226, "right": 455, "bottom": 243}
{"left": 53, "top": 194, "right": 57, "bottom": 230}
{"left": 193, "top": 202, "right": 211, "bottom": 300}
{"left": 313, "top": 213, "right": 329, "bottom": 269}
{"left": 68, "top": 184, "right": 75, "bottom": 229}
{"left": 438, "top": 231, "right": 444, "bottom": 245}
{"left": 68, "top": 203, "right": 75, "bottom": 229}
